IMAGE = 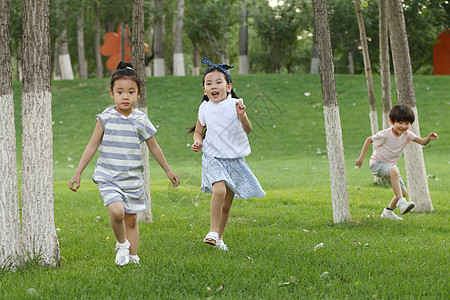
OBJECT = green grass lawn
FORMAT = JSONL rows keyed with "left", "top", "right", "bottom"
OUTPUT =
{"left": 1, "top": 74, "right": 449, "bottom": 299}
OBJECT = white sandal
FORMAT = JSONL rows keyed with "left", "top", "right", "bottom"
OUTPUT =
{"left": 216, "top": 240, "right": 229, "bottom": 251}
{"left": 203, "top": 232, "right": 219, "bottom": 246}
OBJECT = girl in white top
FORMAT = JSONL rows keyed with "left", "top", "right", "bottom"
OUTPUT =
{"left": 191, "top": 59, "right": 265, "bottom": 250}
{"left": 356, "top": 104, "right": 438, "bottom": 220}
{"left": 70, "top": 62, "right": 179, "bottom": 266}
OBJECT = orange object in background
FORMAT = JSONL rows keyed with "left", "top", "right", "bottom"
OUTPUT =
{"left": 100, "top": 25, "right": 131, "bottom": 71}
{"left": 433, "top": 30, "right": 450, "bottom": 75}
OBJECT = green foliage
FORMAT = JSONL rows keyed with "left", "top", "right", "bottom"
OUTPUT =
{"left": 5, "top": 74, "right": 449, "bottom": 298}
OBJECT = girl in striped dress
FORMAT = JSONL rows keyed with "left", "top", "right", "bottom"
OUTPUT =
{"left": 191, "top": 59, "right": 265, "bottom": 251}
{"left": 70, "top": 62, "right": 179, "bottom": 266}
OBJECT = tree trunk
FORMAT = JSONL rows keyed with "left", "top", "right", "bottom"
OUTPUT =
{"left": 21, "top": 0, "right": 60, "bottom": 266}
{"left": 57, "top": 28, "right": 74, "bottom": 80}
{"left": 153, "top": 0, "right": 165, "bottom": 77}
{"left": 173, "top": 0, "right": 185, "bottom": 76}
{"left": 0, "top": 0, "right": 21, "bottom": 268}
{"left": 313, "top": 0, "right": 351, "bottom": 223}
{"left": 94, "top": 1, "right": 103, "bottom": 78}
{"left": 379, "top": 0, "right": 392, "bottom": 129}
{"left": 131, "top": 0, "right": 152, "bottom": 223}
{"left": 310, "top": 33, "right": 319, "bottom": 74}
{"left": 348, "top": 50, "right": 355, "bottom": 74}
{"left": 239, "top": 0, "right": 249, "bottom": 75}
{"left": 192, "top": 42, "right": 199, "bottom": 76}
{"left": 355, "top": 0, "right": 378, "bottom": 136}
{"left": 387, "top": 0, "right": 433, "bottom": 212}
{"left": 77, "top": 12, "right": 88, "bottom": 79}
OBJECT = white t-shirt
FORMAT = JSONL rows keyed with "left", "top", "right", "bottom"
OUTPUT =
{"left": 198, "top": 95, "right": 251, "bottom": 158}
{"left": 370, "top": 127, "right": 417, "bottom": 166}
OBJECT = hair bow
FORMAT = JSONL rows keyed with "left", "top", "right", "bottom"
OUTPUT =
{"left": 201, "top": 58, "right": 234, "bottom": 83}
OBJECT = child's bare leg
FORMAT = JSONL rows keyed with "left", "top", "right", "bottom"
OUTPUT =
{"left": 125, "top": 213, "right": 139, "bottom": 255}
{"left": 208, "top": 181, "right": 227, "bottom": 237}
{"left": 388, "top": 168, "right": 403, "bottom": 209}
{"left": 218, "top": 186, "right": 234, "bottom": 240}
{"left": 108, "top": 202, "right": 127, "bottom": 243}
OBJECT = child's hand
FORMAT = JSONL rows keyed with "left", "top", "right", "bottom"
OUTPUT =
{"left": 191, "top": 141, "right": 203, "bottom": 152}
{"left": 69, "top": 175, "right": 81, "bottom": 192}
{"left": 355, "top": 157, "right": 364, "bottom": 168}
{"left": 428, "top": 132, "right": 438, "bottom": 140}
{"left": 236, "top": 100, "right": 247, "bottom": 116}
{"left": 166, "top": 171, "right": 180, "bottom": 187}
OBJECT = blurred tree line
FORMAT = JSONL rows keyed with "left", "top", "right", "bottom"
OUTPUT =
{"left": 7, "top": 0, "right": 450, "bottom": 79}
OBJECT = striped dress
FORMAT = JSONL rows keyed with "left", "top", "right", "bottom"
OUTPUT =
{"left": 92, "top": 106, "right": 157, "bottom": 213}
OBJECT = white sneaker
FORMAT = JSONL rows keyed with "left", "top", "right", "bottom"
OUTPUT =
{"left": 129, "top": 255, "right": 140, "bottom": 264}
{"left": 397, "top": 197, "right": 415, "bottom": 215}
{"left": 381, "top": 208, "right": 403, "bottom": 220}
{"left": 216, "top": 240, "right": 229, "bottom": 251}
{"left": 115, "top": 240, "right": 130, "bottom": 266}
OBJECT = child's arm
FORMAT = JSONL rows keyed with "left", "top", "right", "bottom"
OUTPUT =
{"left": 69, "top": 120, "right": 104, "bottom": 191}
{"left": 355, "top": 137, "right": 373, "bottom": 168}
{"left": 146, "top": 137, "right": 180, "bottom": 187}
{"left": 191, "top": 118, "right": 204, "bottom": 152}
{"left": 413, "top": 132, "right": 438, "bottom": 146}
{"left": 236, "top": 100, "right": 252, "bottom": 133}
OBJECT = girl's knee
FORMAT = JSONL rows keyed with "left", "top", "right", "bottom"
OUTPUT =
{"left": 212, "top": 181, "right": 227, "bottom": 198}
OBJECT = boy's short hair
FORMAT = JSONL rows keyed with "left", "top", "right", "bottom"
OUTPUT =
{"left": 389, "top": 104, "right": 415, "bottom": 124}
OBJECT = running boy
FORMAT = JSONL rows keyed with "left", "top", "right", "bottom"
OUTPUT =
{"left": 355, "top": 104, "right": 438, "bottom": 220}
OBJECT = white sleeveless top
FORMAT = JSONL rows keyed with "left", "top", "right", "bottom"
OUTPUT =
{"left": 198, "top": 95, "right": 251, "bottom": 158}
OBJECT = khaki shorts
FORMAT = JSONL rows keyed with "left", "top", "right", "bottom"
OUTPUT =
{"left": 370, "top": 161, "right": 406, "bottom": 191}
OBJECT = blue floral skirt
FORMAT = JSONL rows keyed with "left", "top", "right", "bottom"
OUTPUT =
{"left": 201, "top": 154, "right": 266, "bottom": 199}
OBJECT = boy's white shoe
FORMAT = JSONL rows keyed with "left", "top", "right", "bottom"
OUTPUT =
{"left": 396, "top": 197, "right": 415, "bottom": 215}
{"left": 381, "top": 208, "right": 403, "bottom": 220}
{"left": 129, "top": 255, "right": 140, "bottom": 264}
{"left": 115, "top": 240, "right": 130, "bottom": 266}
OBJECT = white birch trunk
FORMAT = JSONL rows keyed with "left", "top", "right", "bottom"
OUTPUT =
{"left": 154, "top": 58, "right": 165, "bottom": 77}
{"left": 132, "top": 0, "right": 153, "bottom": 223}
{"left": 21, "top": 91, "right": 60, "bottom": 265}
{"left": 77, "top": 13, "right": 88, "bottom": 79}
{"left": 239, "top": 1, "right": 249, "bottom": 75}
{"left": 324, "top": 105, "right": 351, "bottom": 222}
{"left": 94, "top": 2, "right": 103, "bottom": 78}
{"left": 21, "top": 0, "right": 60, "bottom": 266}
{"left": 173, "top": 0, "right": 185, "bottom": 76}
{"left": 58, "top": 29, "right": 74, "bottom": 80}
{"left": 239, "top": 55, "right": 249, "bottom": 75}
{"left": 403, "top": 107, "right": 433, "bottom": 211}
{"left": 173, "top": 53, "right": 185, "bottom": 76}
{"left": 379, "top": 0, "right": 392, "bottom": 129}
{"left": 313, "top": 0, "right": 351, "bottom": 223}
{"left": 355, "top": 0, "right": 378, "bottom": 136}
{"left": 0, "top": 93, "right": 21, "bottom": 268}
{"left": 0, "top": 0, "right": 21, "bottom": 268}
{"left": 192, "top": 43, "right": 199, "bottom": 76}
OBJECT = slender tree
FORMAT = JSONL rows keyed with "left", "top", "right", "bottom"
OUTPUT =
{"left": 310, "top": 32, "right": 319, "bottom": 74}
{"left": 153, "top": 0, "right": 165, "bottom": 76}
{"left": 313, "top": 0, "right": 351, "bottom": 223}
{"left": 239, "top": 0, "right": 249, "bottom": 74}
{"left": 355, "top": 0, "right": 378, "bottom": 136}
{"left": 131, "top": 0, "right": 152, "bottom": 223}
{"left": 379, "top": 0, "right": 391, "bottom": 129}
{"left": 93, "top": 0, "right": 103, "bottom": 78}
{"left": 21, "top": 0, "right": 60, "bottom": 266}
{"left": 77, "top": 10, "right": 88, "bottom": 79}
{"left": 387, "top": 0, "right": 433, "bottom": 212}
{"left": 173, "top": 0, "right": 185, "bottom": 76}
{"left": 0, "top": 0, "right": 21, "bottom": 268}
